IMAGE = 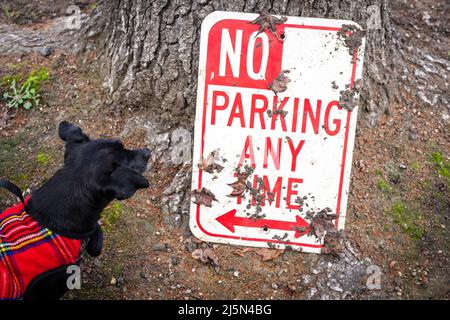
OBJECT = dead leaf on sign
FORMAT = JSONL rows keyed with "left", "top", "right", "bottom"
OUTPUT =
{"left": 198, "top": 149, "right": 224, "bottom": 174}
{"left": 191, "top": 188, "right": 217, "bottom": 207}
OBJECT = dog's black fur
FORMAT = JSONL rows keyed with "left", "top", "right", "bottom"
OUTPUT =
{"left": 22, "top": 121, "right": 150, "bottom": 299}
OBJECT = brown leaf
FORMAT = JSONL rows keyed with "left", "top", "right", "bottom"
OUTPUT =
{"left": 228, "top": 180, "right": 247, "bottom": 197}
{"left": 254, "top": 248, "right": 285, "bottom": 261}
{"left": 198, "top": 150, "right": 224, "bottom": 174}
{"left": 269, "top": 70, "right": 291, "bottom": 94}
{"left": 306, "top": 208, "right": 337, "bottom": 239}
{"left": 191, "top": 188, "right": 217, "bottom": 207}
{"left": 0, "top": 108, "right": 17, "bottom": 129}
{"left": 234, "top": 248, "right": 253, "bottom": 257}
{"left": 192, "top": 248, "right": 219, "bottom": 266}
{"left": 228, "top": 165, "right": 255, "bottom": 197}
{"left": 249, "top": 12, "right": 288, "bottom": 41}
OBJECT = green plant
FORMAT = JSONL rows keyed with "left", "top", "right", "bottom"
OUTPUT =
{"left": 410, "top": 161, "right": 421, "bottom": 172}
{"left": 36, "top": 151, "right": 51, "bottom": 165}
{"left": 0, "top": 74, "right": 20, "bottom": 86}
{"left": 22, "top": 67, "right": 49, "bottom": 91}
{"left": 101, "top": 202, "right": 124, "bottom": 231}
{"left": 3, "top": 79, "right": 40, "bottom": 109}
{"left": 2, "top": 4, "right": 12, "bottom": 19}
{"left": 1, "top": 67, "right": 49, "bottom": 110}
{"left": 429, "top": 152, "right": 450, "bottom": 183}
{"left": 385, "top": 201, "right": 424, "bottom": 240}
{"left": 377, "top": 178, "right": 392, "bottom": 194}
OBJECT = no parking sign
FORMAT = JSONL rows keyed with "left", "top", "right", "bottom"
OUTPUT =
{"left": 190, "top": 11, "right": 365, "bottom": 253}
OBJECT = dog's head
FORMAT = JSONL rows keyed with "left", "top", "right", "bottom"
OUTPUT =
{"left": 58, "top": 121, "right": 150, "bottom": 201}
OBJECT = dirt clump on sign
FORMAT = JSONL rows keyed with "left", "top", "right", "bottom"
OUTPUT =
{"left": 339, "top": 79, "right": 362, "bottom": 111}
{"left": 306, "top": 208, "right": 345, "bottom": 256}
{"left": 337, "top": 24, "right": 366, "bottom": 57}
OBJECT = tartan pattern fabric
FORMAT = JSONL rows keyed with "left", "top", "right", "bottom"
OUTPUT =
{"left": 0, "top": 198, "right": 82, "bottom": 299}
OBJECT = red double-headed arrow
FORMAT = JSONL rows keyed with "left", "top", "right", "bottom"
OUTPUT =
{"left": 216, "top": 209, "right": 310, "bottom": 238}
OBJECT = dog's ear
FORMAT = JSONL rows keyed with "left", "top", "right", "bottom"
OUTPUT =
{"left": 58, "top": 121, "right": 89, "bottom": 143}
{"left": 106, "top": 167, "right": 149, "bottom": 200}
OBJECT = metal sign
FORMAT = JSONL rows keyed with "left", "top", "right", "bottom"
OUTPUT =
{"left": 190, "top": 11, "right": 365, "bottom": 253}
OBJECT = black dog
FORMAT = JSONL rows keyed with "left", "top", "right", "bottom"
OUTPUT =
{"left": 0, "top": 121, "right": 150, "bottom": 299}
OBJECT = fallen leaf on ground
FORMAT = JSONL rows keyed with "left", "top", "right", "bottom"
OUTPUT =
{"left": 254, "top": 248, "right": 285, "bottom": 261}
{"left": 0, "top": 108, "right": 17, "bottom": 129}
{"left": 192, "top": 248, "right": 219, "bottom": 266}
{"left": 234, "top": 248, "right": 253, "bottom": 257}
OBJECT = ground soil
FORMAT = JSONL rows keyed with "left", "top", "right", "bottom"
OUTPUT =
{"left": 0, "top": 0, "right": 448, "bottom": 299}
{"left": 0, "top": 0, "right": 96, "bottom": 25}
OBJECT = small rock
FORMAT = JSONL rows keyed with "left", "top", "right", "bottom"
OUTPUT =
{"left": 308, "top": 287, "right": 318, "bottom": 298}
{"left": 328, "top": 281, "right": 343, "bottom": 292}
{"left": 171, "top": 255, "right": 180, "bottom": 266}
{"left": 288, "top": 283, "right": 296, "bottom": 292}
{"left": 152, "top": 243, "right": 167, "bottom": 251}
{"left": 300, "top": 274, "right": 313, "bottom": 286}
{"left": 150, "top": 196, "right": 159, "bottom": 204}
{"left": 110, "top": 277, "right": 117, "bottom": 285}
{"left": 143, "top": 221, "right": 154, "bottom": 233}
{"left": 399, "top": 164, "right": 407, "bottom": 170}
{"left": 39, "top": 47, "right": 53, "bottom": 57}
{"left": 312, "top": 267, "right": 323, "bottom": 275}
{"left": 233, "top": 271, "right": 240, "bottom": 278}
{"left": 271, "top": 283, "right": 278, "bottom": 290}
{"left": 422, "top": 11, "right": 432, "bottom": 26}
{"left": 185, "top": 242, "right": 197, "bottom": 253}
{"left": 408, "top": 127, "right": 418, "bottom": 141}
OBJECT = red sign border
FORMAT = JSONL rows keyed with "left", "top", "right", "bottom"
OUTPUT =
{"left": 195, "top": 21, "right": 359, "bottom": 249}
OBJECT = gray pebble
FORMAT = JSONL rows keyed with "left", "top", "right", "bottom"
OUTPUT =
{"left": 39, "top": 47, "right": 53, "bottom": 57}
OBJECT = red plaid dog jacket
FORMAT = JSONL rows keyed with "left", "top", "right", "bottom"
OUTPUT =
{"left": 0, "top": 199, "right": 82, "bottom": 299}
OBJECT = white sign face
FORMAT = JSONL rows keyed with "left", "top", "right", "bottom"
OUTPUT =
{"left": 190, "top": 11, "right": 365, "bottom": 253}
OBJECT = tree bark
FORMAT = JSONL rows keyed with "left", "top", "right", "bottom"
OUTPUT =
{"left": 82, "top": 0, "right": 400, "bottom": 231}
{"left": 85, "top": 0, "right": 398, "bottom": 129}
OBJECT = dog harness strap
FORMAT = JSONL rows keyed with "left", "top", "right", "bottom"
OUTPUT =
{"left": 0, "top": 179, "right": 27, "bottom": 212}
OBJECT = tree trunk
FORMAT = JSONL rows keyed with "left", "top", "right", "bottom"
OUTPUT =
{"left": 82, "top": 0, "right": 400, "bottom": 232}
{"left": 86, "top": 0, "right": 398, "bottom": 128}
